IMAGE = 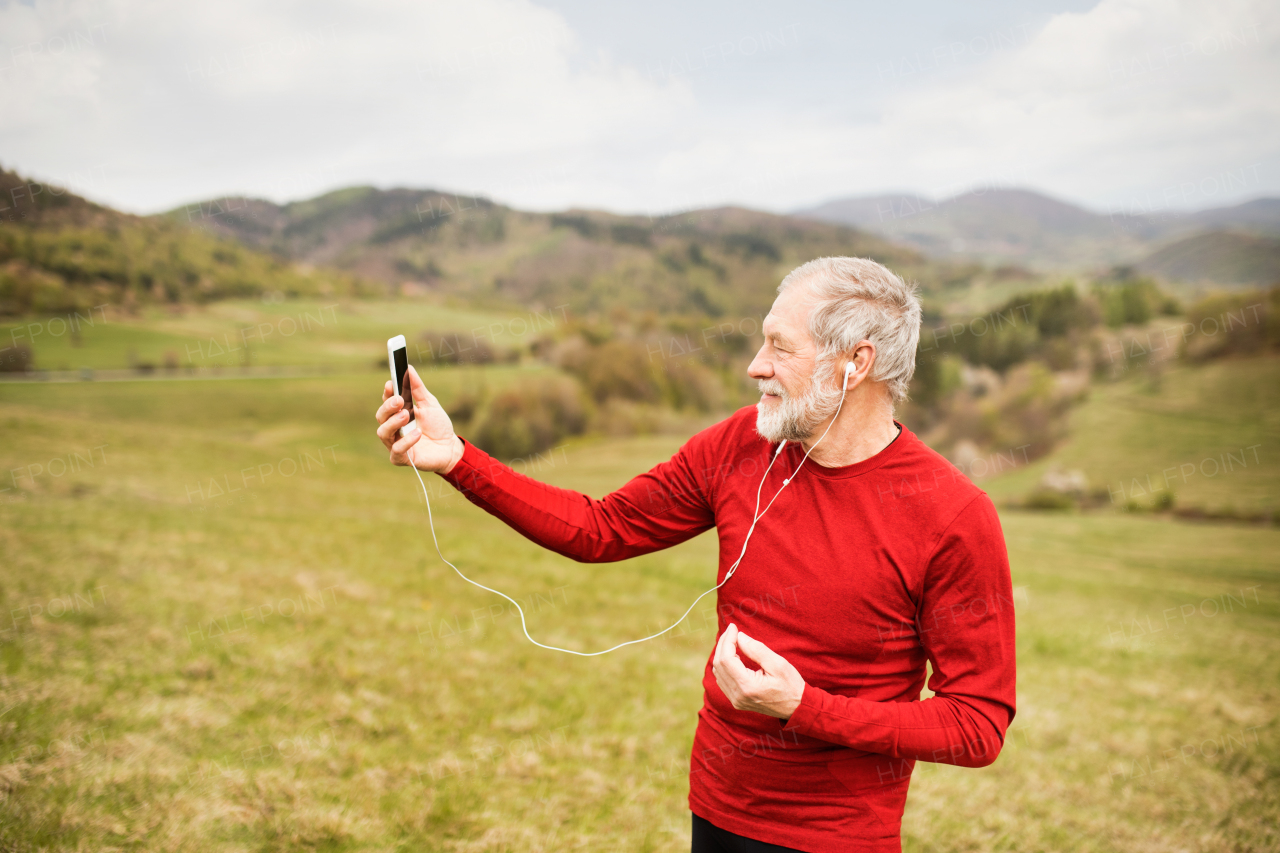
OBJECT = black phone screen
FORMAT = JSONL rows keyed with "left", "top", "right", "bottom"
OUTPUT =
{"left": 393, "top": 347, "right": 413, "bottom": 422}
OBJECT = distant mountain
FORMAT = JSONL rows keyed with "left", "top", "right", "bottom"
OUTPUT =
{"left": 795, "top": 188, "right": 1152, "bottom": 269}
{"left": 1182, "top": 198, "right": 1280, "bottom": 236}
{"left": 795, "top": 188, "right": 1280, "bottom": 274}
{"left": 163, "top": 185, "right": 945, "bottom": 319}
{"left": 797, "top": 194, "right": 936, "bottom": 230}
{"left": 1136, "top": 231, "right": 1280, "bottom": 285}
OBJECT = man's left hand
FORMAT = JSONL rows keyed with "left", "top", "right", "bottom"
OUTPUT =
{"left": 712, "top": 623, "right": 806, "bottom": 719}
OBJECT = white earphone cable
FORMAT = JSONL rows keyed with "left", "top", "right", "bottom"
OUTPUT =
{"left": 406, "top": 366, "right": 851, "bottom": 655}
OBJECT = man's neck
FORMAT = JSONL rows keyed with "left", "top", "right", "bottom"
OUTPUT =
{"left": 800, "top": 391, "right": 900, "bottom": 468}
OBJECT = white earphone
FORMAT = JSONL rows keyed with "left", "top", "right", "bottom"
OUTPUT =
{"left": 406, "top": 358, "right": 858, "bottom": 655}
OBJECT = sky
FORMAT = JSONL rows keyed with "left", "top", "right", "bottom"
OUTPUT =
{"left": 1, "top": 0, "right": 1276, "bottom": 217}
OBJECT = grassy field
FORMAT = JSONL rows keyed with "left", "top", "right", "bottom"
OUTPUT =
{"left": 1, "top": 299, "right": 560, "bottom": 373}
{"left": 982, "top": 355, "right": 1280, "bottom": 514}
{"left": 1, "top": 362, "right": 1277, "bottom": 850}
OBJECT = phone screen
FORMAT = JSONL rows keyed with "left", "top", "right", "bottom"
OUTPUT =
{"left": 393, "top": 346, "right": 413, "bottom": 423}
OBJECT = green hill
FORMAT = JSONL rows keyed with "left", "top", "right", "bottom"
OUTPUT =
{"left": 983, "top": 354, "right": 1280, "bottom": 515}
{"left": 0, "top": 163, "right": 1009, "bottom": 327}
{"left": 164, "top": 184, "right": 976, "bottom": 321}
{"left": 0, "top": 167, "right": 372, "bottom": 318}
{"left": 1136, "top": 230, "right": 1280, "bottom": 286}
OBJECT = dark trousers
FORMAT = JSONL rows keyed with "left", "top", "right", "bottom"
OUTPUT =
{"left": 692, "top": 814, "right": 803, "bottom": 853}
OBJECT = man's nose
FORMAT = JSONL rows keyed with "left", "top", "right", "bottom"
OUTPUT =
{"left": 747, "top": 349, "right": 771, "bottom": 379}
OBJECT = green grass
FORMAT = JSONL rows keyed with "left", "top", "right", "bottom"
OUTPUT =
{"left": 983, "top": 355, "right": 1280, "bottom": 514}
{"left": 2, "top": 299, "right": 561, "bottom": 372}
{"left": 1, "top": 370, "right": 1277, "bottom": 851}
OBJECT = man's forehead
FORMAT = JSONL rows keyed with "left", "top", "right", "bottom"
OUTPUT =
{"left": 764, "top": 283, "right": 814, "bottom": 337}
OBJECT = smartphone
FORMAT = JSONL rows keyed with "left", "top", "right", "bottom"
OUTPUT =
{"left": 387, "top": 335, "right": 419, "bottom": 439}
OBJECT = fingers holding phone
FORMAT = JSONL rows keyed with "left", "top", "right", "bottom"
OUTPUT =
{"left": 375, "top": 385, "right": 411, "bottom": 448}
{"left": 380, "top": 338, "right": 463, "bottom": 474}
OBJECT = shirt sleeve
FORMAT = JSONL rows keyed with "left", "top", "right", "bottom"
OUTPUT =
{"left": 781, "top": 493, "right": 1017, "bottom": 768}
{"left": 437, "top": 426, "right": 723, "bottom": 563}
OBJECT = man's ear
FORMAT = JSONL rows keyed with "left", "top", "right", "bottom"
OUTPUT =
{"left": 848, "top": 340, "right": 876, "bottom": 380}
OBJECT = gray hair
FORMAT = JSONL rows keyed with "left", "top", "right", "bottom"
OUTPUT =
{"left": 778, "top": 257, "right": 922, "bottom": 403}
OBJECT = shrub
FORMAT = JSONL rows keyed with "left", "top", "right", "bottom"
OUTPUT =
{"left": 609, "top": 223, "right": 651, "bottom": 246}
{"left": 722, "top": 233, "right": 780, "bottom": 262}
{"left": 1024, "top": 489, "right": 1076, "bottom": 511}
{"left": 909, "top": 351, "right": 964, "bottom": 409}
{"left": 659, "top": 358, "right": 724, "bottom": 412}
{"left": 562, "top": 339, "right": 661, "bottom": 404}
{"left": 557, "top": 336, "right": 728, "bottom": 413}
{"left": 470, "top": 376, "right": 589, "bottom": 460}
{"left": 0, "top": 343, "right": 32, "bottom": 372}
{"left": 1094, "top": 278, "right": 1178, "bottom": 328}
{"left": 549, "top": 214, "right": 598, "bottom": 239}
{"left": 1181, "top": 287, "right": 1279, "bottom": 361}
{"left": 932, "top": 284, "right": 1096, "bottom": 373}
{"left": 445, "top": 388, "right": 482, "bottom": 428}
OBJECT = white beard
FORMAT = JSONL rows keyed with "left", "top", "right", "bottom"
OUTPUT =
{"left": 754, "top": 368, "right": 843, "bottom": 443}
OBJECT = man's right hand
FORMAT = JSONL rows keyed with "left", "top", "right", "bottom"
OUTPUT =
{"left": 375, "top": 364, "right": 464, "bottom": 474}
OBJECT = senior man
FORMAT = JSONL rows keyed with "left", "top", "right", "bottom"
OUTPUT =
{"left": 375, "top": 257, "right": 1016, "bottom": 852}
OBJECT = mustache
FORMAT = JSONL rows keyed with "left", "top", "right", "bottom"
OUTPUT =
{"left": 758, "top": 379, "right": 786, "bottom": 397}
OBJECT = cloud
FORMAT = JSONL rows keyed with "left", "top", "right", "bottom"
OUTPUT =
{"left": 877, "top": 0, "right": 1279, "bottom": 206}
{"left": 647, "top": 0, "right": 1280, "bottom": 212}
{"left": 0, "top": 0, "right": 1275, "bottom": 215}
{"left": 0, "top": 0, "right": 695, "bottom": 212}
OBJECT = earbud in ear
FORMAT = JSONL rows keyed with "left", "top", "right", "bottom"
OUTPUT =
{"left": 843, "top": 360, "right": 855, "bottom": 390}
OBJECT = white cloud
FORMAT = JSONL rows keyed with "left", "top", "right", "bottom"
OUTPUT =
{"left": 645, "top": 0, "right": 1280, "bottom": 212}
{"left": 881, "top": 0, "right": 1279, "bottom": 206}
{"left": 0, "top": 0, "right": 695, "bottom": 212}
{"left": 0, "top": 0, "right": 1275, "bottom": 215}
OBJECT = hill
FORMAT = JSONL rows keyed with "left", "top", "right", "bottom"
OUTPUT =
{"left": 795, "top": 188, "right": 1149, "bottom": 269}
{"left": 2, "top": 163, "right": 955, "bottom": 326}
{"left": 982, "top": 354, "right": 1280, "bottom": 515}
{"left": 163, "top": 185, "right": 962, "bottom": 321}
{"left": 1183, "top": 197, "right": 1280, "bottom": 236}
{"left": 1136, "top": 230, "right": 1280, "bottom": 285}
{"left": 0, "top": 166, "right": 371, "bottom": 318}
{"left": 796, "top": 188, "right": 1280, "bottom": 273}
{"left": 795, "top": 193, "right": 936, "bottom": 230}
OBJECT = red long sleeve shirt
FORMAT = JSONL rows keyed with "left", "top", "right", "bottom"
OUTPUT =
{"left": 441, "top": 405, "right": 1016, "bottom": 852}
